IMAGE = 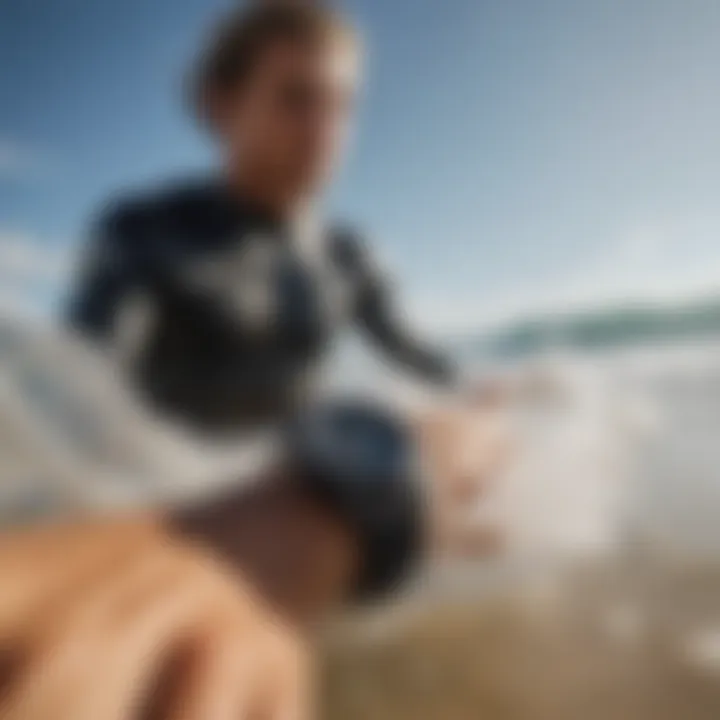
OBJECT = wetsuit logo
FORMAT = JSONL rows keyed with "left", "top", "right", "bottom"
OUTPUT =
{"left": 181, "top": 234, "right": 282, "bottom": 336}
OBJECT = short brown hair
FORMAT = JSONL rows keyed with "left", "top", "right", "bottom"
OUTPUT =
{"left": 191, "top": 1, "right": 358, "bottom": 127}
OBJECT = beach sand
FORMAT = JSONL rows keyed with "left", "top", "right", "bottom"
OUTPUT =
{"left": 321, "top": 563, "right": 720, "bottom": 720}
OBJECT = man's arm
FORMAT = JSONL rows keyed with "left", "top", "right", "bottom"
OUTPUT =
{"left": 357, "top": 283, "right": 456, "bottom": 384}
{"left": 335, "top": 230, "right": 456, "bottom": 385}
{"left": 66, "top": 204, "right": 145, "bottom": 343}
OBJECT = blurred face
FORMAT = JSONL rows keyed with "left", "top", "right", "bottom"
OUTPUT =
{"left": 216, "top": 35, "right": 360, "bottom": 204}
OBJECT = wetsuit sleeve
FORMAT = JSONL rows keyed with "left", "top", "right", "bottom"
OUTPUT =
{"left": 336, "top": 231, "right": 457, "bottom": 386}
{"left": 66, "top": 204, "right": 145, "bottom": 343}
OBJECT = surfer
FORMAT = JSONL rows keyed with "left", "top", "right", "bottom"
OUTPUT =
{"left": 67, "top": 1, "right": 458, "bottom": 433}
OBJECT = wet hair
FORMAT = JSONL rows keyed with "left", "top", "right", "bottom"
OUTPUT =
{"left": 190, "top": 1, "right": 359, "bottom": 129}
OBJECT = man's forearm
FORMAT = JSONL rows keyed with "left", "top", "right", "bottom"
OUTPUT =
{"left": 370, "top": 321, "right": 456, "bottom": 386}
{"left": 359, "top": 292, "right": 457, "bottom": 386}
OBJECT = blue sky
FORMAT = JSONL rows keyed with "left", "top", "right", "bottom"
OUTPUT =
{"left": 1, "top": 0, "right": 720, "bottom": 329}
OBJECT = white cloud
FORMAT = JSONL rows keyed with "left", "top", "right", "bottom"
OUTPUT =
{"left": 0, "top": 231, "right": 69, "bottom": 283}
{"left": 542, "top": 218, "right": 720, "bottom": 311}
{"left": 0, "top": 231, "right": 71, "bottom": 316}
{"left": 0, "top": 286, "right": 43, "bottom": 319}
{"left": 413, "top": 216, "right": 720, "bottom": 336}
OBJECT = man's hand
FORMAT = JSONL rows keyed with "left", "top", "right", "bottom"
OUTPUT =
{"left": 417, "top": 384, "right": 513, "bottom": 558}
{"left": 0, "top": 518, "right": 311, "bottom": 720}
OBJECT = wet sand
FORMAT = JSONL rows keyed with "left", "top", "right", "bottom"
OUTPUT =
{"left": 322, "top": 563, "right": 720, "bottom": 720}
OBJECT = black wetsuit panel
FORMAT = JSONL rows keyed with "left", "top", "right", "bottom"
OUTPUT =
{"left": 67, "top": 182, "right": 454, "bottom": 431}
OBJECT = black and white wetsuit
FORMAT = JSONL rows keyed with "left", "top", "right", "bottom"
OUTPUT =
{"left": 67, "top": 180, "right": 455, "bottom": 432}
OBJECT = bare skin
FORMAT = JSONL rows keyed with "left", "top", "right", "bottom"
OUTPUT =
{"left": 0, "top": 402, "right": 507, "bottom": 720}
{"left": 0, "top": 516, "right": 316, "bottom": 720}
{"left": 210, "top": 26, "right": 360, "bottom": 217}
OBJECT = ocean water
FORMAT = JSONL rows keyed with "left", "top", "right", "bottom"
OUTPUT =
{"left": 488, "top": 342, "right": 720, "bottom": 563}
{"left": 0, "top": 311, "right": 718, "bottom": 561}
{"left": 0, "top": 312, "right": 718, "bottom": 714}
{"left": 326, "top": 334, "right": 720, "bottom": 719}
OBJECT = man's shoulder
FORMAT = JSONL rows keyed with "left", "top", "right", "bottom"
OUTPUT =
{"left": 93, "top": 178, "right": 223, "bottom": 243}
{"left": 328, "top": 223, "right": 390, "bottom": 283}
